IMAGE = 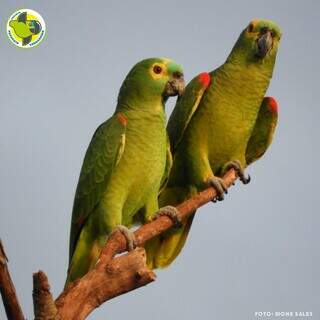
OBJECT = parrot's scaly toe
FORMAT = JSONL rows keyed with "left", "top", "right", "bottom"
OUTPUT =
{"left": 155, "top": 205, "right": 182, "bottom": 228}
{"left": 207, "top": 176, "right": 228, "bottom": 202}
{"left": 112, "top": 225, "right": 136, "bottom": 251}
{"left": 225, "top": 160, "right": 251, "bottom": 184}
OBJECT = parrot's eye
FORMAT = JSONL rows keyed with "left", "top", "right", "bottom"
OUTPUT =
{"left": 153, "top": 65, "right": 162, "bottom": 74}
{"left": 270, "top": 31, "right": 275, "bottom": 38}
{"left": 247, "top": 23, "right": 254, "bottom": 33}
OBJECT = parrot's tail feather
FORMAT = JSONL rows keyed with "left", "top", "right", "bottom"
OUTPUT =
{"left": 145, "top": 214, "right": 195, "bottom": 269}
{"left": 145, "top": 186, "right": 195, "bottom": 269}
{"left": 65, "top": 224, "right": 104, "bottom": 288}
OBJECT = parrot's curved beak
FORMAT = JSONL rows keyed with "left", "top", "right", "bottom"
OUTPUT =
{"left": 164, "top": 72, "right": 185, "bottom": 97}
{"left": 256, "top": 29, "right": 273, "bottom": 58}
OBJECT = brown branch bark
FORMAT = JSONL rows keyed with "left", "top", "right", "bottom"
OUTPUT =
{"left": 52, "top": 168, "right": 238, "bottom": 319}
{"left": 33, "top": 271, "right": 60, "bottom": 320}
{"left": 3, "top": 168, "right": 237, "bottom": 319}
{"left": 102, "top": 168, "right": 238, "bottom": 258}
{"left": 56, "top": 247, "right": 155, "bottom": 320}
{"left": 0, "top": 239, "right": 25, "bottom": 320}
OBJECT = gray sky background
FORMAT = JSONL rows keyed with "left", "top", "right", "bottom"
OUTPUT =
{"left": 1, "top": 0, "right": 319, "bottom": 319}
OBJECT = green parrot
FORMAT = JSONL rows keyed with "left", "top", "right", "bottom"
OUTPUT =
{"left": 66, "top": 57, "right": 184, "bottom": 285}
{"left": 145, "top": 19, "right": 281, "bottom": 269}
{"left": 9, "top": 12, "right": 42, "bottom": 46}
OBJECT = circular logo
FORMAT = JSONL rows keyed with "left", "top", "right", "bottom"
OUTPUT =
{"left": 7, "top": 9, "right": 46, "bottom": 48}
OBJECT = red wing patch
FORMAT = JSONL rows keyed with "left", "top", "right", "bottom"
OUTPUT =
{"left": 75, "top": 216, "right": 85, "bottom": 228}
{"left": 198, "top": 72, "right": 211, "bottom": 87}
{"left": 117, "top": 112, "right": 128, "bottom": 126}
{"left": 266, "top": 97, "right": 278, "bottom": 113}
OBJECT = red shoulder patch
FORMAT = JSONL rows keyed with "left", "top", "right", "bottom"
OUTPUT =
{"left": 266, "top": 97, "right": 278, "bottom": 113}
{"left": 198, "top": 72, "right": 211, "bottom": 87}
{"left": 117, "top": 113, "right": 128, "bottom": 126}
{"left": 75, "top": 216, "right": 85, "bottom": 228}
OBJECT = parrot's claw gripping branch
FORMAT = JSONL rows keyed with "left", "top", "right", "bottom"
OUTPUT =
{"left": 98, "top": 226, "right": 137, "bottom": 266}
{"left": 207, "top": 176, "right": 228, "bottom": 202}
{"left": 225, "top": 160, "right": 251, "bottom": 184}
{"left": 0, "top": 168, "right": 238, "bottom": 320}
{"left": 112, "top": 225, "right": 137, "bottom": 252}
{"left": 155, "top": 205, "right": 183, "bottom": 228}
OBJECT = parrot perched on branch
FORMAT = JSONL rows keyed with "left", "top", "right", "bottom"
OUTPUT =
{"left": 66, "top": 57, "right": 185, "bottom": 285}
{"left": 145, "top": 19, "right": 281, "bottom": 269}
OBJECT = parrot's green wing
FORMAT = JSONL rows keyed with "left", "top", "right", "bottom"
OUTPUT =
{"left": 167, "top": 72, "right": 211, "bottom": 153}
{"left": 69, "top": 112, "right": 127, "bottom": 261}
{"left": 145, "top": 73, "right": 211, "bottom": 269}
{"left": 159, "top": 133, "right": 173, "bottom": 194}
{"left": 246, "top": 97, "right": 278, "bottom": 165}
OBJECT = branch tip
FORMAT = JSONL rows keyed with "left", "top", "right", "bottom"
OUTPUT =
{"left": 0, "top": 239, "right": 25, "bottom": 320}
{"left": 0, "top": 239, "right": 9, "bottom": 265}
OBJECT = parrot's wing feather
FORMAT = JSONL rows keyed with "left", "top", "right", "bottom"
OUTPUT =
{"left": 245, "top": 97, "right": 278, "bottom": 165}
{"left": 167, "top": 72, "right": 211, "bottom": 153}
{"left": 159, "top": 133, "right": 173, "bottom": 194}
{"left": 17, "top": 12, "right": 27, "bottom": 23}
{"left": 22, "top": 36, "right": 32, "bottom": 46}
{"left": 69, "top": 113, "right": 127, "bottom": 261}
{"left": 145, "top": 73, "right": 211, "bottom": 268}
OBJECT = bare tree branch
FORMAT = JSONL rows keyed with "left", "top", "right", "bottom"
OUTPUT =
{"left": 52, "top": 168, "right": 238, "bottom": 319}
{"left": 101, "top": 168, "right": 238, "bottom": 260}
{"left": 56, "top": 247, "right": 155, "bottom": 320}
{"left": 33, "top": 271, "right": 60, "bottom": 320}
{"left": 0, "top": 239, "right": 25, "bottom": 320}
{"left": 2, "top": 168, "right": 238, "bottom": 319}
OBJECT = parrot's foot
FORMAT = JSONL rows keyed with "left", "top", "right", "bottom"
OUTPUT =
{"left": 112, "top": 225, "right": 136, "bottom": 251}
{"left": 155, "top": 205, "right": 182, "bottom": 228}
{"left": 207, "top": 176, "right": 228, "bottom": 202}
{"left": 225, "top": 160, "right": 251, "bottom": 184}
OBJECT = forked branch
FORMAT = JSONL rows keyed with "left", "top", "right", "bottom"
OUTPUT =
{"left": 54, "top": 168, "right": 238, "bottom": 319}
{"left": 1, "top": 169, "right": 238, "bottom": 320}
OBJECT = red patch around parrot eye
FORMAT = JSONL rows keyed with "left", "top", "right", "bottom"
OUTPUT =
{"left": 266, "top": 97, "right": 278, "bottom": 113}
{"left": 198, "top": 72, "right": 211, "bottom": 87}
{"left": 117, "top": 112, "right": 128, "bottom": 126}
